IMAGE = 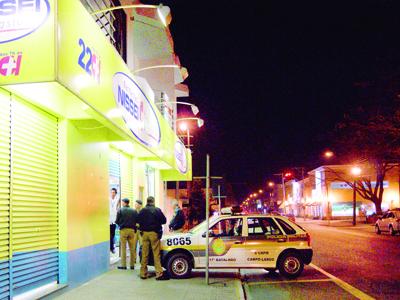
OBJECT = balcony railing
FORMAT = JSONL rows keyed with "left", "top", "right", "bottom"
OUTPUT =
{"left": 80, "top": 0, "right": 127, "bottom": 62}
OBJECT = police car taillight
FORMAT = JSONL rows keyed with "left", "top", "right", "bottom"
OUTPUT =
{"left": 306, "top": 233, "right": 311, "bottom": 246}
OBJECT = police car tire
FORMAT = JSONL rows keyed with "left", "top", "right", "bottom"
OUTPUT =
{"left": 278, "top": 251, "right": 304, "bottom": 279}
{"left": 375, "top": 225, "right": 381, "bottom": 235}
{"left": 166, "top": 253, "right": 192, "bottom": 279}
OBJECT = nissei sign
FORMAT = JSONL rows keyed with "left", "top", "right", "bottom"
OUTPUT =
{"left": 174, "top": 141, "right": 187, "bottom": 174}
{"left": 0, "top": 0, "right": 50, "bottom": 44}
{"left": 112, "top": 72, "right": 161, "bottom": 147}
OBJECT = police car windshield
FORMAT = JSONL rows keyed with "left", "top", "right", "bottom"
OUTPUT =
{"left": 189, "top": 215, "right": 219, "bottom": 234}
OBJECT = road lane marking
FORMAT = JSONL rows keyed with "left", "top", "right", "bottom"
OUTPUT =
{"left": 247, "top": 278, "right": 332, "bottom": 285}
{"left": 310, "top": 263, "right": 375, "bottom": 300}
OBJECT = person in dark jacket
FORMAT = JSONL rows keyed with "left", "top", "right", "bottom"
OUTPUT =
{"left": 137, "top": 196, "right": 168, "bottom": 280}
{"left": 169, "top": 200, "right": 185, "bottom": 233}
{"left": 115, "top": 198, "right": 138, "bottom": 270}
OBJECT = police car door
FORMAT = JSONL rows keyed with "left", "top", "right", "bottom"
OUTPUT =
{"left": 244, "top": 217, "right": 285, "bottom": 267}
{"left": 206, "top": 217, "right": 246, "bottom": 267}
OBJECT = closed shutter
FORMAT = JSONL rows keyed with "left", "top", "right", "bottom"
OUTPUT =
{"left": 120, "top": 153, "right": 133, "bottom": 201}
{"left": 0, "top": 92, "right": 11, "bottom": 300}
{"left": 109, "top": 150, "right": 120, "bottom": 183}
{"left": 10, "top": 98, "right": 59, "bottom": 296}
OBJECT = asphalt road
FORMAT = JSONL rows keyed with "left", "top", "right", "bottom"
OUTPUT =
{"left": 242, "top": 220, "right": 400, "bottom": 300}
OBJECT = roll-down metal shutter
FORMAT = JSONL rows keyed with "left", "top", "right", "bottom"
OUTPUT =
{"left": 109, "top": 150, "right": 120, "bottom": 182}
{"left": 10, "top": 98, "right": 59, "bottom": 296}
{"left": 0, "top": 92, "right": 11, "bottom": 300}
{"left": 120, "top": 153, "right": 133, "bottom": 201}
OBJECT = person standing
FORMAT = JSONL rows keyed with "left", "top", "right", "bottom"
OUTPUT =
{"left": 169, "top": 200, "right": 185, "bottom": 233}
{"left": 115, "top": 198, "right": 138, "bottom": 269}
{"left": 137, "top": 196, "right": 168, "bottom": 280}
{"left": 133, "top": 199, "right": 143, "bottom": 261}
{"left": 109, "top": 188, "right": 120, "bottom": 254}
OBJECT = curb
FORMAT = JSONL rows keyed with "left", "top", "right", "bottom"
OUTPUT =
{"left": 234, "top": 278, "right": 246, "bottom": 300}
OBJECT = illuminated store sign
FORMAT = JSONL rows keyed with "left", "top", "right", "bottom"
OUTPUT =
{"left": 174, "top": 141, "right": 187, "bottom": 174}
{"left": 112, "top": 72, "right": 161, "bottom": 147}
{"left": 0, "top": 0, "right": 50, "bottom": 44}
{"left": 0, "top": 52, "right": 21, "bottom": 76}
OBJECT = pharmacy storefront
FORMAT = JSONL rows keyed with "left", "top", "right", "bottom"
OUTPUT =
{"left": 0, "top": 0, "right": 191, "bottom": 298}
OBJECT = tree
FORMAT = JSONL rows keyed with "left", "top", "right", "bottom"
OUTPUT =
{"left": 332, "top": 105, "right": 400, "bottom": 214}
{"left": 188, "top": 179, "right": 206, "bottom": 223}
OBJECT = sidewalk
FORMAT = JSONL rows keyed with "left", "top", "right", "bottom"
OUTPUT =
{"left": 297, "top": 218, "right": 375, "bottom": 232}
{"left": 45, "top": 266, "right": 243, "bottom": 300}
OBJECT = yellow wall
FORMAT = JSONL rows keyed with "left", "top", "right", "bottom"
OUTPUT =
{"left": 59, "top": 120, "right": 110, "bottom": 252}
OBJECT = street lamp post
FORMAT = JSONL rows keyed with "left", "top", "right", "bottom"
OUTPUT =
{"left": 353, "top": 180, "right": 357, "bottom": 226}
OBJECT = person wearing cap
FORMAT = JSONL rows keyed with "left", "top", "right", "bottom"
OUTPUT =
{"left": 137, "top": 196, "right": 168, "bottom": 280}
{"left": 169, "top": 199, "right": 185, "bottom": 233}
{"left": 115, "top": 198, "right": 138, "bottom": 270}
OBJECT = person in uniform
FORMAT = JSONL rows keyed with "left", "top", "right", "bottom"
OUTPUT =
{"left": 137, "top": 196, "right": 168, "bottom": 280}
{"left": 115, "top": 198, "right": 138, "bottom": 269}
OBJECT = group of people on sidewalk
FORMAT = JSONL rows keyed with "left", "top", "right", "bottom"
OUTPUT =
{"left": 110, "top": 189, "right": 185, "bottom": 281}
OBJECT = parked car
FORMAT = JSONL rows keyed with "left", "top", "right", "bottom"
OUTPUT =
{"left": 375, "top": 209, "right": 400, "bottom": 236}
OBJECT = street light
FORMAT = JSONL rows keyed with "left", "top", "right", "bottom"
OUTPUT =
{"left": 259, "top": 189, "right": 263, "bottom": 193}
{"left": 268, "top": 181, "right": 275, "bottom": 187}
{"left": 351, "top": 166, "right": 362, "bottom": 226}
{"left": 155, "top": 101, "right": 199, "bottom": 116}
{"left": 324, "top": 150, "right": 334, "bottom": 159}
{"left": 176, "top": 117, "right": 204, "bottom": 149}
{"left": 177, "top": 117, "right": 204, "bottom": 128}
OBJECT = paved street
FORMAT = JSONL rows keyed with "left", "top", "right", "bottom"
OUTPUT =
{"left": 243, "top": 220, "right": 400, "bottom": 300}
{"left": 46, "top": 220, "right": 399, "bottom": 300}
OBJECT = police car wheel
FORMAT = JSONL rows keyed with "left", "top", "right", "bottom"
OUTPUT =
{"left": 278, "top": 252, "right": 304, "bottom": 279}
{"left": 167, "top": 253, "right": 192, "bottom": 279}
{"left": 375, "top": 225, "right": 381, "bottom": 235}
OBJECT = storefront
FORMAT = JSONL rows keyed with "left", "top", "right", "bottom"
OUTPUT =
{"left": 0, "top": 0, "right": 191, "bottom": 298}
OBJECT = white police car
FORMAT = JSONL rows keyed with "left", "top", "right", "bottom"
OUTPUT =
{"left": 160, "top": 213, "right": 313, "bottom": 279}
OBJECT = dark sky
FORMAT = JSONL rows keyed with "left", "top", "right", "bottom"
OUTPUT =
{"left": 146, "top": 0, "right": 400, "bottom": 198}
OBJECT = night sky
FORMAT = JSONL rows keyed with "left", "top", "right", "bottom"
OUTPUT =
{"left": 145, "top": 0, "right": 400, "bottom": 198}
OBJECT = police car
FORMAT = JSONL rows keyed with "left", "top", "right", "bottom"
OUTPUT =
{"left": 160, "top": 212, "right": 313, "bottom": 279}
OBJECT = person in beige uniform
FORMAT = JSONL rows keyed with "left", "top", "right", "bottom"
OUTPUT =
{"left": 137, "top": 196, "right": 168, "bottom": 280}
{"left": 115, "top": 198, "right": 138, "bottom": 270}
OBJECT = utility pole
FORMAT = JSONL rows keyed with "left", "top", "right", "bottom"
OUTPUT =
{"left": 274, "top": 173, "right": 286, "bottom": 204}
{"left": 205, "top": 154, "right": 210, "bottom": 285}
{"left": 192, "top": 157, "right": 223, "bottom": 285}
{"left": 353, "top": 180, "right": 357, "bottom": 226}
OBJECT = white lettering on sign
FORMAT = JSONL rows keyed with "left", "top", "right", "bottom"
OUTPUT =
{"left": 0, "top": 0, "right": 50, "bottom": 44}
{"left": 175, "top": 141, "right": 187, "bottom": 174}
{"left": 112, "top": 72, "right": 161, "bottom": 147}
{"left": 331, "top": 181, "right": 389, "bottom": 189}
